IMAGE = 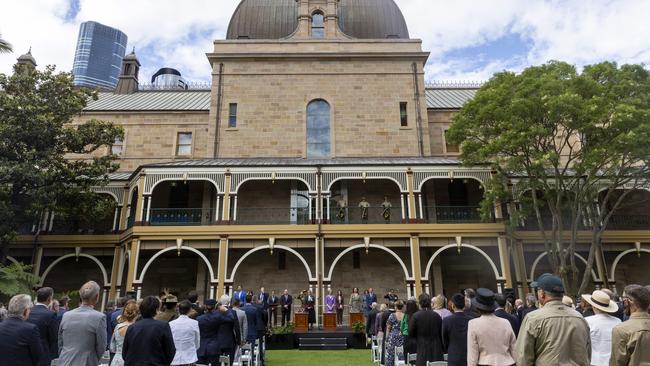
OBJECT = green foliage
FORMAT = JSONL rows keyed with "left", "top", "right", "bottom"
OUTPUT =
{"left": 54, "top": 290, "right": 80, "bottom": 309}
{"left": 0, "top": 34, "right": 11, "bottom": 53}
{"left": 271, "top": 323, "right": 295, "bottom": 334}
{"left": 447, "top": 61, "right": 650, "bottom": 295}
{"left": 0, "top": 64, "right": 123, "bottom": 261}
{"left": 351, "top": 320, "right": 365, "bottom": 333}
{"left": 0, "top": 262, "right": 39, "bottom": 297}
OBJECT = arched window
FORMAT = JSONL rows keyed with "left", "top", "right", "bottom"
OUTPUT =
{"left": 306, "top": 99, "right": 331, "bottom": 158}
{"left": 312, "top": 12, "right": 324, "bottom": 39}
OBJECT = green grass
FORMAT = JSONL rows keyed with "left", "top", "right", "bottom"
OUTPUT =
{"left": 266, "top": 349, "right": 374, "bottom": 366}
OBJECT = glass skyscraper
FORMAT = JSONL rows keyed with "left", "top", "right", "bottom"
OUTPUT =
{"left": 72, "top": 21, "right": 128, "bottom": 90}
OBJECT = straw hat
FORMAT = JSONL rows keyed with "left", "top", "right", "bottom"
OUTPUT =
{"left": 581, "top": 290, "right": 618, "bottom": 313}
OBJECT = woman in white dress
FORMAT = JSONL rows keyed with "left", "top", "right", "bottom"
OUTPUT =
{"left": 110, "top": 300, "right": 139, "bottom": 366}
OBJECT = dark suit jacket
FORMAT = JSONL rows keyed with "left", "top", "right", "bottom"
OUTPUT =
{"left": 495, "top": 308, "right": 520, "bottom": 337}
{"left": 280, "top": 294, "right": 292, "bottom": 310}
{"left": 442, "top": 311, "right": 472, "bottom": 366}
{"left": 366, "top": 309, "right": 379, "bottom": 335}
{"left": 256, "top": 292, "right": 269, "bottom": 310}
{"left": 122, "top": 318, "right": 175, "bottom": 366}
{"left": 0, "top": 317, "right": 44, "bottom": 366}
{"left": 242, "top": 304, "right": 259, "bottom": 342}
{"left": 197, "top": 311, "right": 219, "bottom": 357}
{"left": 215, "top": 310, "right": 241, "bottom": 350}
{"left": 26, "top": 304, "right": 58, "bottom": 364}
{"left": 254, "top": 304, "right": 267, "bottom": 334}
{"left": 409, "top": 309, "right": 444, "bottom": 366}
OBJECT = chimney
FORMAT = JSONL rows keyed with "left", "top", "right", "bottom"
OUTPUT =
{"left": 114, "top": 48, "right": 140, "bottom": 94}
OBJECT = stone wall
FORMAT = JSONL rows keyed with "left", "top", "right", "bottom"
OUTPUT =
{"left": 427, "top": 110, "right": 458, "bottom": 156}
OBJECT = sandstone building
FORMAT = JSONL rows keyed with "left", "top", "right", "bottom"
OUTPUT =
{"left": 9, "top": 0, "right": 650, "bottom": 321}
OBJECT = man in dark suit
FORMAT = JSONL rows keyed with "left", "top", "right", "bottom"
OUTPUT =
{"left": 257, "top": 287, "right": 269, "bottom": 311}
{"left": 280, "top": 289, "right": 293, "bottom": 326}
{"left": 254, "top": 297, "right": 268, "bottom": 366}
{"left": 122, "top": 296, "right": 176, "bottom": 366}
{"left": 267, "top": 290, "right": 279, "bottom": 327}
{"left": 26, "top": 287, "right": 57, "bottom": 365}
{"left": 197, "top": 299, "right": 220, "bottom": 366}
{"left": 410, "top": 294, "right": 444, "bottom": 366}
{"left": 214, "top": 296, "right": 241, "bottom": 366}
{"left": 365, "top": 288, "right": 378, "bottom": 314}
{"left": 242, "top": 295, "right": 259, "bottom": 344}
{"left": 0, "top": 294, "right": 44, "bottom": 366}
{"left": 366, "top": 302, "right": 379, "bottom": 336}
{"left": 494, "top": 293, "right": 520, "bottom": 337}
{"left": 442, "top": 293, "right": 473, "bottom": 366}
{"left": 56, "top": 296, "right": 69, "bottom": 323}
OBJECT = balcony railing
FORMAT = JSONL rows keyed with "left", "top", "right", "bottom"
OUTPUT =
{"left": 329, "top": 206, "right": 401, "bottom": 224}
{"left": 150, "top": 208, "right": 216, "bottom": 226}
{"left": 235, "top": 207, "right": 311, "bottom": 225}
{"left": 604, "top": 215, "right": 650, "bottom": 230}
{"left": 424, "top": 206, "right": 486, "bottom": 223}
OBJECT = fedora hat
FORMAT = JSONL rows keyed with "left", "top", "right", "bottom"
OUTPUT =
{"left": 581, "top": 290, "right": 618, "bottom": 313}
{"left": 472, "top": 288, "right": 497, "bottom": 312}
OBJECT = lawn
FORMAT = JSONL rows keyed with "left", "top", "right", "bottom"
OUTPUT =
{"left": 266, "top": 349, "right": 374, "bottom": 366}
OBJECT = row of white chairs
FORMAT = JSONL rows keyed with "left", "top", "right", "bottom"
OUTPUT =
{"left": 196, "top": 338, "right": 264, "bottom": 366}
{"left": 369, "top": 336, "right": 448, "bottom": 366}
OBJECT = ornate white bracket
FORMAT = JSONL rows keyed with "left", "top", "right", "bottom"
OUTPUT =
{"left": 269, "top": 237, "right": 276, "bottom": 254}
{"left": 75, "top": 247, "right": 81, "bottom": 261}
{"left": 364, "top": 237, "right": 371, "bottom": 254}
{"left": 176, "top": 238, "right": 183, "bottom": 256}
{"left": 455, "top": 236, "right": 462, "bottom": 254}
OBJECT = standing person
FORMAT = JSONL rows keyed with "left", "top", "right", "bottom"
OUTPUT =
{"left": 169, "top": 300, "right": 200, "bottom": 366}
{"left": 335, "top": 290, "right": 345, "bottom": 326}
{"left": 581, "top": 290, "right": 620, "bottom": 366}
{"left": 515, "top": 299, "right": 525, "bottom": 322}
{"left": 432, "top": 295, "right": 452, "bottom": 319}
{"left": 384, "top": 289, "right": 398, "bottom": 304}
{"left": 366, "top": 288, "right": 378, "bottom": 314}
{"left": 57, "top": 296, "right": 70, "bottom": 322}
{"left": 374, "top": 303, "right": 388, "bottom": 341}
{"left": 0, "top": 294, "right": 44, "bottom": 366}
{"left": 257, "top": 287, "right": 269, "bottom": 312}
{"left": 516, "top": 274, "right": 590, "bottom": 366}
{"left": 463, "top": 289, "right": 479, "bottom": 319}
{"left": 402, "top": 299, "right": 418, "bottom": 357}
{"left": 57, "top": 281, "right": 107, "bottom": 366}
{"left": 243, "top": 295, "right": 259, "bottom": 344}
{"left": 197, "top": 299, "right": 219, "bottom": 366}
{"left": 610, "top": 284, "right": 650, "bottom": 366}
{"left": 215, "top": 296, "right": 241, "bottom": 366}
{"left": 442, "top": 293, "right": 472, "bottom": 366}
{"left": 494, "top": 293, "right": 520, "bottom": 337}
{"left": 187, "top": 291, "right": 204, "bottom": 319}
{"left": 384, "top": 301, "right": 405, "bottom": 366}
{"left": 379, "top": 302, "right": 395, "bottom": 365}
{"left": 409, "top": 294, "right": 444, "bottom": 366}
{"left": 109, "top": 300, "right": 138, "bottom": 366}
{"left": 467, "top": 288, "right": 517, "bottom": 366}
{"left": 27, "top": 287, "right": 58, "bottom": 365}
{"left": 254, "top": 297, "right": 268, "bottom": 366}
{"left": 366, "top": 302, "right": 379, "bottom": 336}
{"left": 349, "top": 287, "right": 363, "bottom": 314}
{"left": 267, "top": 290, "right": 279, "bottom": 327}
{"left": 109, "top": 297, "right": 126, "bottom": 343}
{"left": 234, "top": 285, "right": 247, "bottom": 305}
{"left": 325, "top": 289, "right": 336, "bottom": 314}
{"left": 521, "top": 294, "right": 539, "bottom": 320}
{"left": 155, "top": 294, "right": 179, "bottom": 322}
{"left": 305, "top": 290, "right": 316, "bottom": 330}
{"left": 280, "top": 289, "right": 292, "bottom": 326}
{"left": 232, "top": 299, "right": 248, "bottom": 345}
{"left": 122, "top": 296, "right": 176, "bottom": 366}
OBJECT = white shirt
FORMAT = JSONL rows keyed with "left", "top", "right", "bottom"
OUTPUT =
{"left": 169, "top": 315, "right": 200, "bottom": 365}
{"left": 585, "top": 313, "right": 621, "bottom": 366}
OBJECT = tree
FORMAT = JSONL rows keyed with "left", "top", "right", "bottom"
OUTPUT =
{"left": 0, "top": 64, "right": 123, "bottom": 263}
{"left": 0, "top": 262, "right": 39, "bottom": 297}
{"left": 0, "top": 33, "right": 11, "bottom": 53}
{"left": 447, "top": 61, "right": 650, "bottom": 296}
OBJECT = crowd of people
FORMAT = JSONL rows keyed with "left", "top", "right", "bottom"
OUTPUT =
{"left": 0, "top": 275, "right": 649, "bottom": 366}
{"left": 366, "top": 275, "right": 650, "bottom": 366}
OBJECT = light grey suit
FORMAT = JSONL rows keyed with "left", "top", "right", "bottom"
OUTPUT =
{"left": 57, "top": 305, "right": 107, "bottom": 366}
{"left": 233, "top": 307, "right": 248, "bottom": 344}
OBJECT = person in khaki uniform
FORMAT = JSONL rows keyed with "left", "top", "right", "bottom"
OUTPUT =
{"left": 610, "top": 284, "right": 650, "bottom": 366}
{"left": 155, "top": 295, "right": 179, "bottom": 322}
{"left": 515, "top": 274, "right": 591, "bottom": 366}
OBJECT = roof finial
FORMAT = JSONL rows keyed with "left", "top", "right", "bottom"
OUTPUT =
{"left": 28, "top": 46, "right": 32, "bottom": 54}
{"left": 132, "top": 46, "right": 135, "bottom": 54}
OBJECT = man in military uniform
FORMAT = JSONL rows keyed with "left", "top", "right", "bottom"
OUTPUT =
{"left": 155, "top": 295, "right": 179, "bottom": 322}
{"left": 381, "top": 196, "right": 392, "bottom": 223}
{"left": 358, "top": 197, "right": 370, "bottom": 223}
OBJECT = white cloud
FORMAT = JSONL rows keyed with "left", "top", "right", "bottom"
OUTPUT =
{"left": 1, "top": 0, "right": 648, "bottom": 83}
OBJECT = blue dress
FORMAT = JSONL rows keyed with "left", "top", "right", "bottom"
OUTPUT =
{"left": 385, "top": 313, "right": 405, "bottom": 366}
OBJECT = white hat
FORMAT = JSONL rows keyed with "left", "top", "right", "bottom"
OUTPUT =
{"left": 581, "top": 290, "right": 618, "bottom": 313}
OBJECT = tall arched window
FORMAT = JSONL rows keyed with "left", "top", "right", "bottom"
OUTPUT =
{"left": 312, "top": 12, "right": 324, "bottom": 39}
{"left": 306, "top": 99, "right": 331, "bottom": 158}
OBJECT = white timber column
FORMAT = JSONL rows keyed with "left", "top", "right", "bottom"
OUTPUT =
{"left": 400, "top": 194, "right": 406, "bottom": 221}
{"left": 232, "top": 195, "right": 238, "bottom": 221}
{"left": 144, "top": 195, "right": 152, "bottom": 223}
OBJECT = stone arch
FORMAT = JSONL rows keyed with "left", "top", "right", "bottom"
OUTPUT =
{"left": 326, "top": 176, "right": 404, "bottom": 193}
{"left": 609, "top": 248, "right": 650, "bottom": 283}
{"left": 40, "top": 253, "right": 109, "bottom": 287}
{"left": 530, "top": 252, "right": 598, "bottom": 282}
{"left": 325, "top": 244, "right": 411, "bottom": 281}
{"left": 424, "top": 244, "right": 501, "bottom": 281}
{"left": 228, "top": 245, "right": 314, "bottom": 282}
{"left": 416, "top": 176, "right": 486, "bottom": 192}
{"left": 149, "top": 178, "right": 220, "bottom": 196}
{"left": 137, "top": 246, "right": 216, "bottom": 283}
{"left": 235, "top": 177, "right": 313, "bottom": 194}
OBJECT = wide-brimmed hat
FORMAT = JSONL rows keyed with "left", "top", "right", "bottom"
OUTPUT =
{"left": 163, "top": 295, "right": 178, "bottom": 304}
{"left": 582, "top": 290, "right": 618, "bottom": 313}
{"left": 472, "top": 288, "right": 497, "bottom": 312}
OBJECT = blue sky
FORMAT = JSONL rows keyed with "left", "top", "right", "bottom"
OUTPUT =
{"left": 1, "top": 0, "right": 649, "bottom": 83}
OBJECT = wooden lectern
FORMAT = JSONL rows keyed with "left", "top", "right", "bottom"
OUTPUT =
{"left": 294, "top": 312, "right": 308, "bottom": 332}
{"left": 323, "top": 312, "right": 337, "bottom": 331}
{"left": 349, "top": 312, "right": 364, "bottom": 328}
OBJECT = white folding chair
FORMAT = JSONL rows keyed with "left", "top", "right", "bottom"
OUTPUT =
{"left": 371, "top": 336, "right": 380, "bottom": 363}
{"left": 426, "top": 362, "right": 448, "bottom": 366}
{"left": 239, "top": 343, "right": 252, "bottom": 366}
{"left": 220, "top": 355, "right": 231, "bottom": 366}
{"left": 254, "top": 339, "right": 261, "bottom": 366}
{"left": 50, "top": 360, "right": 58, "bottom": 366}
{"left": 394, "top": 345, "right": 406, "bottom": 366}
{"left": 377, "top": 336, "right": 384, "bottom": 366}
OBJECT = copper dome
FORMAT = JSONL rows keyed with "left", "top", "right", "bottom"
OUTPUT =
{"left": 226, "top": 0, "right": 410, "bottom": 40}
